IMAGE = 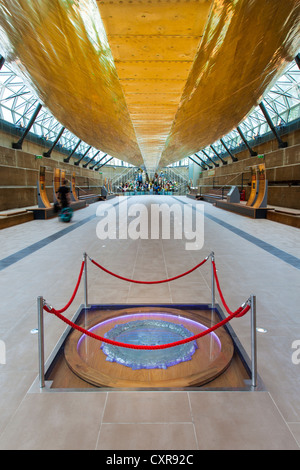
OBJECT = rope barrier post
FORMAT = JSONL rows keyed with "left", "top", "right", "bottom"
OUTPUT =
{"left": 83, "top": 252, "right": 88, "bottom": 308}
{"left": 250, "top": 294, "right": 257, "bottom": 388}
{"left": 211, "top": 252, "right": 215, "bottom": 309}
{"left": 37, "top": 296, "right": 45, "bottom": 388}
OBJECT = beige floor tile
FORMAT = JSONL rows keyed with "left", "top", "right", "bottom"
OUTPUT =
{"left": 97, "top": 423, "right": 198, "bottom": 450}
{"left": 103, "top": 392, "right": 192, "bottom": 423}
{"left": 189, "top": 391, "right": 299, "bottom": 450}
{"left": 0, "top": 370, "right": 36, "bottom": 435}
{"left": 0, "top": 392, "right": 107, "bottom": 450}
{"left": 288, "top": 423, "right": 300, "bottom": 447}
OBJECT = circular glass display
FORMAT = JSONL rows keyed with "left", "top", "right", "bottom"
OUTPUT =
{"left": 101, "top": 319, "right": 198, "bottom": 370}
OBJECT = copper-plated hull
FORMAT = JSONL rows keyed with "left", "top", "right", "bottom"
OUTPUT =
{"left": 0, "top": 0, "right": 299, "bottom": 171}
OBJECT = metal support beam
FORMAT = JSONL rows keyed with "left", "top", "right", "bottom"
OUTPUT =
{"left": 189, "top": 156, "right": 206, "bottom": 170}
{"left": 12, "top": 103, "right": 42, "bottom": 149}
{"left": 0, "top": 55, "right": 5, "bottom": 70}
{"left": 95, "top": 156, "right": 113, "bottom": 170}
{"left": 210, "top": 145, "right": 227, "bottom": 165}
{"left": 43, "top": 126, "right": 65, "bottom": 158}
{"left": 194, "top": 153, "right": 212, "bottom": 169}
{"left": 236, "top": 126, "right": 257, "bottom": 156}
{"left": 200, "top": 149, "right": 219, "bottom": 167}
{"left": 90, "top": 153, "right": 107, "bottom": 169}
{"left": 259, "top": 101, "right": 288, "bottom": 148}
{"left": 37, "top": 296, "right": 45, "bottom": 389}
{"left": 220, "top": 138, "right": 238, "bottom": 162}
{"left": 211, "top": 252, "right": 215, "bottom": 309}
{"left": 83, "top": 252, "right": 88, "bottom": 308}
{"left": 64, "top": 139, "right": 82, "bottom": 163}
{"left": 82, "top": 150, "right": 101, "bottom": 168}
{"left": 195, "top": 150, "right": 213, "bottom": 170}
{"left": 74, "top": 145, "right": 92, "bottom": 166}
{"left": 250, "top": 294, "right": 257, "bottom": 388}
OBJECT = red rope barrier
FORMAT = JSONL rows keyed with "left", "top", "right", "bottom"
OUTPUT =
{"left": 42, "top": 254, "right": 251, "bottom": 350}
{"left": 43, "top": 260, "right": 85, "bottom": 315}
{"left": 90, "top": 256, "right": 208, "bottom": 284}
{"left": 48, "top": 303, "right": 251, "bottom": 350}
{"left": 212, "top": 260, "right": 248, "bottom": 318}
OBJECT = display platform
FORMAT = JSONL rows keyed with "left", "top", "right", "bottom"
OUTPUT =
{"left": 37, "top": 252, "right": 262, "bottom": 392}
{"left": 42, "top": 302, "right": 263, "bottom": 391}
{"left": 215, "top": 200, "right": 268, "bottom": 219}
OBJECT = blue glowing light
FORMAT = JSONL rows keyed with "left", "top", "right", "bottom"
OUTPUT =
{"left": 77, "top": 312, "right": 221, "bottom": 370}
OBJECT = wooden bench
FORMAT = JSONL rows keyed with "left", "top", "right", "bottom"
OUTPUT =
{"left": 0, "top": 210, "right": 34, "bottom": 229}
{"left": 201, "top": 188, "right": 225, "bottom": 202}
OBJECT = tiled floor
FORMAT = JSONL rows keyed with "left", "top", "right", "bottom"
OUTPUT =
{"left": 0, "top": 195, "right": 299, "bottom": 450}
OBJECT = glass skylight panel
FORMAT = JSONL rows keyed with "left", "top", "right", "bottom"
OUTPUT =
{"left": 196, "top": 55, "right": 300, "bottom": 164}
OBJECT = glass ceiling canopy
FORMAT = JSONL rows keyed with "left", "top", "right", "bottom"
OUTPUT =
{"left": 0, "top": 55, "right": 299, "bottom": 168}
{"left": 192, "top": 56, "right": 300, "bottom": 165}
{"left": 0, "top": 60, "right": 130, "bottom": 168}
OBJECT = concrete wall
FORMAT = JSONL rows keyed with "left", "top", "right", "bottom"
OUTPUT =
{"left": 1, "top": 124, "right": 300, "bottom": 211}
{"left": 0, "top": 127, "right": 127, "bottom": 211}
{"left": 196, "top": 128, "right": 300, "bottom": 209}
{"left": 0, "top": 145, "right": 102, "bottom": 210}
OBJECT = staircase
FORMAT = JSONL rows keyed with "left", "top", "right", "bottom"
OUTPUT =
{"left": 111, "top": 167, "right": 138, "bottom": 193}
{"left": 161, "top": 166, "right": 189, "bottom": 195}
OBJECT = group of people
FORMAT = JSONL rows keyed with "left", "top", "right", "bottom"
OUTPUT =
{"left": 119, "top": 170, "right": 178, "bottom": 194}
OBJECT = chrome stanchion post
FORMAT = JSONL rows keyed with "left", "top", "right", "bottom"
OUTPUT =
{"left": 250, "top": 294, "right": 257, "bottom": 388}
{"left": 83, "top": 252, "right": 88, "bottom": 308}
{"left": 37, "top": 296, "right": 45, "bottom": 388}
{"left": 211, "top": 251, "right": 215, "bottom": 309}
